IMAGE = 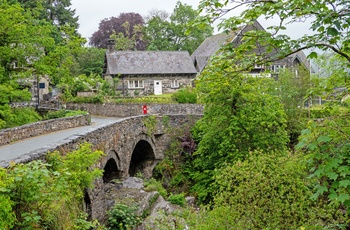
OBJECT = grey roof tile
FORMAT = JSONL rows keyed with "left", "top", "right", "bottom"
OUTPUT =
{"left": 105, "top": 51, "right": 197, "bottom": 75}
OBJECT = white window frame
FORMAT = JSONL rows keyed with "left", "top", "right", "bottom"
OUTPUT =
{"left": 171, "top": 79, "right": 179, "bottom": 88}
{"left": 128, "top": 80, "right": 144, "bottom": 89}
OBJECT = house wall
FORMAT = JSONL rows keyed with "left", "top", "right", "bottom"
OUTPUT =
{"left": 115, "top": 74, "right": 195, "bottom": 96}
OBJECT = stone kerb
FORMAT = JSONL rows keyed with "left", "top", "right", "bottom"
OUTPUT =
{"left": 66, "top": 103, "right": 204, "bottom": 117}
{"left": 0, "top": 114, "right": 91, "bottom": 146}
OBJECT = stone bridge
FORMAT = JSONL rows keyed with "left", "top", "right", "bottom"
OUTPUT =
{"left": 82, "top": 114, "right": 201, "bottom": 221}
{"left": 1, "top": 103, "right": 204, "bottom": 222}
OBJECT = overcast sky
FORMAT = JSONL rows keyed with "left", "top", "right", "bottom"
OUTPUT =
{"left": 71, "top": 0, "right": 312, "bottom": 45}
{"left": 71, "top": 0, "right": 201, "bottom": 40}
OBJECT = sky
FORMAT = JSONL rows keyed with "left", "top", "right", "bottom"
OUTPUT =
{"left": 70, "top": 0, "right": 201, "bottom": 41}
{"left": 70, "top": 0, "right": 312, "bottom": 45}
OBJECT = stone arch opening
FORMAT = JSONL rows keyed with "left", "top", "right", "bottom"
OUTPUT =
{"left": 129, "top": 140, "right": 156, "bottom": 178}
{"left": 84, "top": 191, "right": 92, "bottom": 220}
{"left": 103, "top": 158, "right": 122, "bottom": 183}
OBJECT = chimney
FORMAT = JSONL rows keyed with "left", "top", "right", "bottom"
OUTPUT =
{"left": 107, "top": 39, "right": 116, "bottom": 52}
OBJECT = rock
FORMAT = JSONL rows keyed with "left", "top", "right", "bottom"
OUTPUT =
{"left": 122, "top": 177, "right": 144, "bottom": 190}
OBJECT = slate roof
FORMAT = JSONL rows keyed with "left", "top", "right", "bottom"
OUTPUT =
{"left": 191, "top": 20, "right": 310, "bottom": 72}
{"left": 191, "top": 31, "right": 238, "bottom": 71}
{"left": 104, "top": 51, "right": 197, "bottom": 75}
{"left": 289, "top": 50, "right": 311, "bottom": 70}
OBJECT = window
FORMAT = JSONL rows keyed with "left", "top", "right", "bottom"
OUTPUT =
{"left": 171, "top": 79, "right": 179, "bottom": 88}
{"left": 128, "top": 80, "right": 144, "bottom": 89}
{"left": 271, "top": 65, "right": 285, "bottom": 73}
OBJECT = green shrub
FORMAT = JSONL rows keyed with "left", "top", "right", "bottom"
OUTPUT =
{"left": 2, "top": 107, "right": 41, "bottom": 128}
{"left": 168, "top": 193, "right": 186, "bottom": 207}
{"left": 107, "top": 204, "right": 141, "bottom": 230}
{"left": 43, "top": 110, "right": 87, "bottom": 120}
{"left": 144, "top": 178, "right": 168, "bottom": 198}
{"left": 192, "top": 151, "right": 348, "bottom": 229}
{"left": 172, "top": 88, "right": 197, "bottom": 103}
{"left": 0, "top": 143, "right": 104, "bottom": 229}
{"left": 68, "top": 95, "right": 103, "bottom": 104}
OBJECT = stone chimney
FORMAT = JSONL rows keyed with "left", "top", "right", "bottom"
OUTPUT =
{"left": 107, "top": 39, "right": 116, "bottom": 52}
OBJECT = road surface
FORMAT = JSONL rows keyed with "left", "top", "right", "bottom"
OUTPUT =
{"left": 0, "top": 116, "right": 123, "bottom": 163}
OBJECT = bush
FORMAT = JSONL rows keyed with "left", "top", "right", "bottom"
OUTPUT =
{"left": 43, "top": 110, "right": 87, "bottom": 120}
{"left": 168, "top": 193, "right": 186, "bottom": 207}
{"left": 144, "top": 178, "right": 168, "bottom": 198}
{"left": 107, "top": 204, "right": 141, "bottom": 230}
{"left": 0, "top": 143, "right": 104, "bottom": 229}
{"left": 192, "top": 152, "right": 348, "bottom": 229}
{"left": 172, "top": 88, "right": 197, "bottom": 103}
{"left": 2, "top": 107, "right": 41, "bottom": 128}
{"left": 68, "top": 95, "right": 103, "bottom": 104}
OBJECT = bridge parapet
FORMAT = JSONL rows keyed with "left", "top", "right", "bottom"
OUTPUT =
{"left": 66, "top": 103, "right": 204, "bottom": 117}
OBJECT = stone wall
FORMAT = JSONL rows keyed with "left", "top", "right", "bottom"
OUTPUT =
{"left": 0, "top": 114, "right": 91, "bottom": 146}
{"left": 66, "top": 103, "right": 204, "bottom": 117}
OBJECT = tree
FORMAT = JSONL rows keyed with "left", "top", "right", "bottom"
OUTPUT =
{"left": 89, "top": 13, "right": 145, "bottom": 50}
{"left": 110, "top": 21, "right": 143, "bottom": 51}
{"left": 10, "top": 0, "right": 79, "bottom": 31}
{"left": 75, "top": 47, "right": 105, "bottom": 76}
{"left": 275, "top": 67, "right": 313, "bottom": 147}
{"left": 144, "top": 1, "right": 213, "bottom": 54}
{"left": 0, "top": 2, "right": 53, "bottom": 127}
{"left": 197, "top": 0, "right": 350, "bottom": 65}
{"left": 189, "top": 59, "right": 289, "bottom": 202}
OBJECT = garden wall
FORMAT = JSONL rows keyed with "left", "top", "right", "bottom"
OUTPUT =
{"left": 0, "top": 114, "right": 91, "bottom": 146}
{"left": 66, "top": 103, "right": 204, "bottom": 117}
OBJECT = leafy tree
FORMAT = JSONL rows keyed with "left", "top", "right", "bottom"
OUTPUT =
{"left": 297, "top": 106, "right": 350, "bottom": 219}
{"left": 144, "top": 1, "right": 213, "bottom": 54}
{"left": 197, "top": 0, "right": 350, "bottom": 65}
{"left": 75, "top": 47, "right": 106, "bottom": 76}
{"left": 110, "top": 22, "right": 143, "bottom": 51}
{"left": 189, "top": 60, "right": 289, "bottom": 202}
{"left": 10, "top": 0, "right": 79, "bottom": 31}
{"left": 90, "top": 12, "right": 145, "bottom": 49}
{"left": 275, "top": 66, "right": 313, "bottom": 147}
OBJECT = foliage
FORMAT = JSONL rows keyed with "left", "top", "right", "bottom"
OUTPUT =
{"left": 0, "top": 168, "right": 15, "bottom": 229}
{"left": 274, "top": 67, "right": 313, "bottom": 147}
{"left": 0, "top": 143, "right": 104, "bottom": 229}
{"left": 43, "top": 109, "right": 87, "bottom": 120}
{"left": 144, "top": 1, "right": 213, "bottom": 54}
{"left": 184, "top": 152, "right": 348, "bottom": 229}
{"left": 144, "top": 178, "right": 168, "bottom": 198}
{"left": 168, "top": 193, "right": 186, "bottom": 207}
{"left": 90, "top": 13, "right": 145, "bottom": 50}
{"left": 107, "top": 203, "right": 142, "bottom": 230}
{"left": 172, "top": 88, "right": 197, "bottom": 104}
{"left": 75, "top": 47, "right": 106, "bottom": 76}
{"left": 297, "top": 106, "right": 350, "bottom": 216}
{"left": 12, "top": 0, "right": 79, "bottom": 33}
{"left": 110, "top": 22, "right": 143, "bottom": 51}
{"left": 197, "top": 0, "right": 350, "bottom": 65}
{"left": 191, "top": 64, "right": 288, "bottom": 202}
{"left": 59, "top": 73, "right": 104, "bottom": 97}
{"left": 142, "top": 115, "right": 157, "bottom": 136}
{"left": 65, "top": 95, "right": 104, "bottom": 104}
{"left": 144, "top": 209, "right": 189, "bottom": 230}
{"left": 153, "top": 118, "right": 198, "bottom": 195}
{"left": 0, "top": 107, "right": 41, "bottom": 129}
{"left": 311, "top": 52, "right": 350, "bottom": 97}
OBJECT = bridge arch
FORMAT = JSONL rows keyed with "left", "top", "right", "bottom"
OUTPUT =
{"left": 102, "top": 150, "right": 122, "bottom": 183}
{"left": 128, "top": 134, "right": 158, "bottom": 179}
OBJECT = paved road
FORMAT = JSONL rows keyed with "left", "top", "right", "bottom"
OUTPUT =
{"left": 0, "top": 116, "right": 123, "bottom": 163}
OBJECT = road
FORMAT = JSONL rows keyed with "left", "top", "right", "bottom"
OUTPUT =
{"left": 0, "top": 116, "right": 123, "bottom": 163}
